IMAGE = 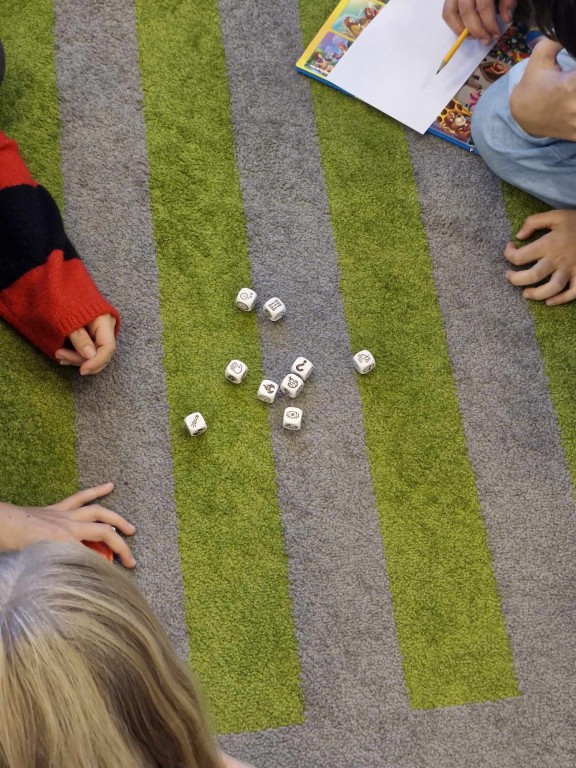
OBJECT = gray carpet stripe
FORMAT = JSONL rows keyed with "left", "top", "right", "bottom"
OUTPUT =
{"left": 223, "top": 697, "right": 563, "bottom": 768}
{"left": 217, "top": 0, "right": 408, "bottom": 749}
{"left": 52, "top": 0, "right": 189, "bottom": 658}
{"left": 220, "top": 3, "right": 576, "bottom": 766}
{"left": 406, "top": 133, "right": 576, "bottom": 704}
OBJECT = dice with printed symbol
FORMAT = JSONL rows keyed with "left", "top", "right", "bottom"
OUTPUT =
{"left": 283, "top": 407, "right": 303, "bottom": 431}
{"left": 184, "top": 412, "right": 207, "bottom": 436}
{"left": 280, "top": 373, "right": 304, "bottom": 398}
{"left": 353, "top": 350, "right": 375, "bottom": 374}
{"left": 225, "top": 359, "right": 248, "bottom": 383}
{"left": 257, "top": 379, "right": 279, "bottom": 403}
{"left": 235, "top": 288, "right": 257, "bottom": 311}
{"left": 263, "top": 297, "right": 286, "bottom": 321}
{"left": 291, "top": 357, "right": 313, "bottom": 381}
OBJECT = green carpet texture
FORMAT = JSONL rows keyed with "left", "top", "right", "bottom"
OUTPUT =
{"left": 0, "top": 0, "right": 77, "bottom": 506}
{"left": 299, "top": 0, "right": 517, "bottom": 709}
{"left": 1, "top": 1, "right": 576, "bottom": 765}
{"left": 135, "top": 0, "right": 303, "bottom": 731}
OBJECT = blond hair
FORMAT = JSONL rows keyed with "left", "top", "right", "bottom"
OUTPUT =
{"left": 0, "top": 542, "right": 222, "bottom": 768}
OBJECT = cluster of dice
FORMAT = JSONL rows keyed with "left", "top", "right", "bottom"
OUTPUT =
{"left": 184, "top": 288, "right": 375, "bottom": 436}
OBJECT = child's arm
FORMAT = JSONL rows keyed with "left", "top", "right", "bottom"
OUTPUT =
{"left": 0, "top": 131, "right": 120, "bottom": 372}
{"left": 510, "top": 39, "right": 576, "bottom": 141}
{"left": 504, "top": 210, "right": 576, "bottom": 305}
{"left": 0, "top": 483, "right": 136, "bottom": 568}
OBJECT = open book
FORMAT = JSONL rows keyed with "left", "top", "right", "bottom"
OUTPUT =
{"left": 296, "top": 0, "right": 532, "bottom": 152}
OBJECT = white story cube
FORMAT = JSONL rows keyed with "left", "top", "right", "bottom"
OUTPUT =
{"left": 235, "top": 288, "right": 257, "bottom": 311}
{"left": 283, "top": 407, "right": 303, "bottom": 431}
{"left": 184, "top": 412, "right": 207, "bottom": 436}
{"left": 353, "top": 350, "right": 376, "bottom": 374}
{"left": 225, "top": 359, "right": 248, "bottom": 383}
{"left": 263, "top": 297, "right": 286, "bottom": 321}
{"left": 280, "top": 373, "right": 304, "bottom": 398}
{"left": 291, "top": 356, "right": 313, "bottom": 381}
{"left": 257, "top": 379, "right": 279, "bottom": 403}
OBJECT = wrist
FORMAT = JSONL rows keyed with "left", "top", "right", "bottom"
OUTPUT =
{"left": 0, "top": 502, "right": 20, "bottom": 551}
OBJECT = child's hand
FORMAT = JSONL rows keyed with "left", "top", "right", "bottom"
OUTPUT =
{"left": 442, "top": 0, "right": 516, "bottom": 45}
{"left": 55, "top": 313, "right": 117, "bottom": 375}
{"left": 510, "top": 38, "right": 576, "bottom": 141}
{"left": 504, "top": 210, "right": 576, "bottom": 305}
{"left": 0, "top": 483, "right": 136, "bottom": 568}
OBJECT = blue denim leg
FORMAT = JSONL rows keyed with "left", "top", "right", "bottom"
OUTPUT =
{"left": 471, "top": 52, "right": 576, "bottom": 210}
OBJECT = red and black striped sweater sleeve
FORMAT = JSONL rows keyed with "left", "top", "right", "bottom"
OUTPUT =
{"left": 0, "top": 131, "right": 120, "bottom": 359}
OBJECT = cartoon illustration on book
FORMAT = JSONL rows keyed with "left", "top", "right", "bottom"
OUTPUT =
{"left": 491, "top": 25, "right": 532, "bottom": 63}
{"left": 436, "top": 100, "right": 473, "bottom": 144}
{"left": 343, "top": 16, "right": 363, "bottom": 38}
{"left": 363, "top": 6, "right": 380, "bottom": 22}
{"left": 301, "top": 0, "right": 385, "bottom": 78}
{"left": 332, "top": 40, "right": 351, "bottom": 60}
{"left": 304, "top": 32, "right": 351, "bottom": 77}
{"left": 332, "top": 0, "right": 385, "bottom": 39}
{"left": 429, "top": 22, "right": 531, "bottom": 149}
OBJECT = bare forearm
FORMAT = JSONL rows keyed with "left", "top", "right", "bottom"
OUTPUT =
{"left": 0, "top": 502, "right": 24, "bottom": 551}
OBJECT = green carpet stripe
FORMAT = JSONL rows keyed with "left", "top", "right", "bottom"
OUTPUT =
{"left": 503, "top": 185, "right": 576, "bottom": 499}
{"left": 134, "top": 1, "right": 303, "bottom": 732}
{"left": 299, "top": 2, "right": 518, "bottom": 708}
{"left": 0, "top": 0, "right": 77, "bottom": 506}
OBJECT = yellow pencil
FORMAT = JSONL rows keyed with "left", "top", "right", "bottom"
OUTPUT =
{"left": 436, "top": 28, "right": 470, "bottom": 74}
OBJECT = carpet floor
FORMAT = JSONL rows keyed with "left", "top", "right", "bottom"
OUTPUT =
{"left": 1, "top": 1, "right": 575, "bottom": 766}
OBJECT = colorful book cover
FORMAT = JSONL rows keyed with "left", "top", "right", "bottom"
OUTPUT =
{"left": 296, "top": 0, "right": 532, "bottom": 152}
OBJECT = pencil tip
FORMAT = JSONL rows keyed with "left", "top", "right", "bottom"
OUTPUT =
{"left": 436, "top": 62, "right": 445, "bottom": 74}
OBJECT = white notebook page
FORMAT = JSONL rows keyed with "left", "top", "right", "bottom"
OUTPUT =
{"left": 327, "top": 0, "right": 505, "bottom": 134}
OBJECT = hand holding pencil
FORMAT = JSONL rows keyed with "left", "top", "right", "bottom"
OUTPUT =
{"left": 441, "top": 0, "right": 516, "bottom": 44}
{"left": 438, "top": 0, "right": 515, "bottom": 73}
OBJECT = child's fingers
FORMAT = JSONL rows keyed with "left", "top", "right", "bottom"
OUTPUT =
{"left": 545, "top": 279, "right": 576, "bottom": 306}
{"left": 442, "top": 0, "right": 467, "bottom": 35}
{"left": 52, "top": 483, "right": 115, "bottom": 512}
{"left": 516, "top": 212, "right": 555, "bottom": 240}
{"left": 471, "top": 0, "right": 500, "bottom": 40}
{"left": 54, "top": 347, "right": 85, "bottom": 366}
{"left": 68, "top": 326, "right": 97, "bottom": 360}
{"left": 499, "top": 0, "right": 517, "bottom": 23}
{"left": 522, "top": 269, "right": 570, "bottom": 300}
{"left": 505, "top": 257, "right": 553, "bottom": 286}
{"left": 89, "top": 313, "right": 117, "bottom": 342}
{"left": 79, "top": 522, "right": 136, "bottom": 568}
{"left": 78, "top": 344, "right": 115, "bottom": 375}
{"left": 58, "top": 315, "right": 117, "bottom": 372}
{"left": 71, "top": 504, "right": 136, "bottom": 535}
{"left": 503, "top": 240, "right": 542, "bottom": 266}
{"left": 79, "top": 316, "right": 117, "bottom": 375}
{"left": 456, "top": 0, "right": 498, "bottom": 43}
